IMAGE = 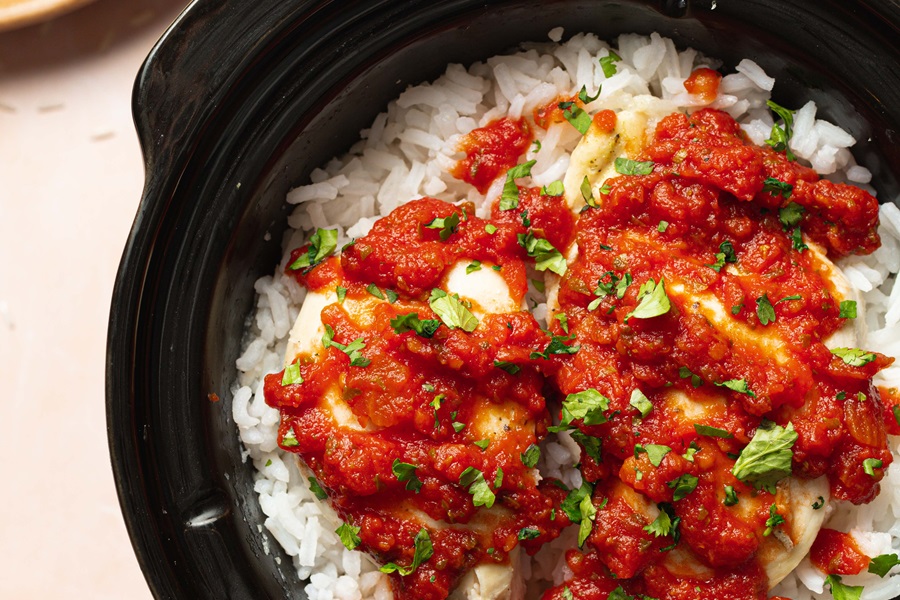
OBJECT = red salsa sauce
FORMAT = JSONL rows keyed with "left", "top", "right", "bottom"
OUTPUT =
{"left": 264, "top": 99, "right": 893, "bottom": 599}
{"left": 543, "top": 108, "right": 892, "bottom": 599}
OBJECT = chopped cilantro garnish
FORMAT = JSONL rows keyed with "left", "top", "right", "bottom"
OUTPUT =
{"left": 824, "top": 574, "right": 863, "bottom": 600}
{"left": 424, "top": 211, "right": 460, "bottom": 241}
{"left": 281, "top": 360, "right": 303, "bottom": 386}
{"left": 380, "top": 528, "right": 433, "bottom": 576}
{"left": 791, "top": 226, "right": 808, "bottom": 252}
{"left": 521, "top": 443, "right": 541, "bottom": 468}
{"left": 581, "top": 175, "right": 597, "bottom": 207}
{"left": 831, "top": 347, "right": 876, "bottom": 367}
{"left": 530, "top": 332, "right": 580, "bottom": 360}
{"left": 494, "top": 467, "right": 504, "bottom": 488}
{"left": 561, "top": 480, "right": 594, "bottom": 522}
{"left": 863, "top": 457, "right": 883, "bottom": 477}
{"left": 559, "top": 101, "right": 592, "bottom": 135}
{"left": 392, "top": 459, "right": 423, "bottom": 493}
{"left": 599, "top": 50, "right": 621, "bottom": 78}
{"left": 577, "top": 493, "right": 599, "bottom": 547}
{"left": 658, "top": 220, "right": 669, "bottom": 233}
{"left": 812, "top": 496, "right": 825, "bottom": 510}
{"left": 531, "top": 139, "right": 542, "bottom": 153}
{"left": 731, "top": 420, "right": 797, "bottom": 493}
{"left": 474, "top": 439, "right": 490, "bottom": 451}
{"left": 466, "top": 260, "right": 482, "bottom": 274}
{"left": 778, "top": 201, "right": 805, "bottom": 229}
{"left": 679, "top": 366, "right": 703, "bottom": 388}
{"left": 667, "top": 473, "right": 699, "bottom": 501}
{"left": 762, "top": 177, "right": 793, "bottom": 199}
{"left": 694, "top": 423, "right": 733, "bottom": 438}
{"left": 614, "top": 157, "right": 655, "bottom": 176}
{"left": 336, "top": 285, "right": 347, "bottom": 303}
{"left": 571, "top": 430, "right": 603, "bottom": 463}
{"left": 635, "top": 443, "right": 672, "bottom": 467}
{"left": 282, "top": 428, "right": 299, "bottom": 447}
{"left": 869, "top": 553, "right": 900, "bottom": 577}
{"left": 630, "top": 389, "right": 653, "bottom": 417}
{"left": 839, "top": 300, "right": 858, "bottom": 319}
{"left": 428, "top": 289, "right": 478, "bottom": 332}
{"left": 485, "top": 224, "right": 497, "bottom": 234}
{"left": 517, "top": 527, "right": 541, "bottom": 540}
{"left": 390, "top": 312, "right": 441, "bottom": 338}
{"left": 561, "top": 388, "right": 610, "bottom": 426}
{"left": 494, "top": 360, "right": 521, "bottom": 374}
{"left": 366, "top": 283, "right": 384, "bottom": 300}
{"left": 308, "top": 476, "right": 327, "bottom": 500}
{"left": 756, "top": 294, "right": 776, "bottom": 326}
{"left": 577, "top": 85, "right": 601, "bottom": 104}
{"left": 715, "top": 378, "right": 756, "bottom": 398}
{"left": 626, "top": 278, "right": 671, "bottom": 321}
{"left": 554, "top": 312, "right": 569, "bottom": 333}
{"left": 336, "top": 522, "right": 361, "bottom": 550}
{"left": 322, "top": 324, "right": 371, "bottom": 367}
{"left": 724, "top": 485, "right": 738, "bottom": 506}
{"left": 288, "top": 228, "right": 338, "bottom": 270}
{"left": 518, "top": 232, "right": 567, "bottom": 275}
{"left": 452, "top": 421, "right": 465, "bottom": 433}
{"left": 765, "top": 100, "right": 796, "bottom": 161}
{"left": 763, "top": 504, "right": 785, "bottom": 536}
{"left": 499, "top": 160, "right": 536, "bottom": 211}
{"left": 459, "top": 467, "right": 496, "bottom": 508}
{"left": 643, "top": 502, "right": 679, "bottom": 544}
{"left": 541, "top": 180, "right": 565, "bottom": 197}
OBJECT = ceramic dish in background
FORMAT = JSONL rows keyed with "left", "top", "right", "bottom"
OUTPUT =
{"left": 107, "top": 0, "right": 900, "bottom": 598}
{"left": 0, "top": 0, "right": 95, "bottom": 31}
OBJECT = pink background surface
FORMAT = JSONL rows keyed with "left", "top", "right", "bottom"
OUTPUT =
{"left": 0, "top": 0, "right": 188, "bottom": 596}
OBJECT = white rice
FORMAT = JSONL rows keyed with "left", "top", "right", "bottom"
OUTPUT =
{"left": 232, "top": 30, "right": 900, "bottom": 599}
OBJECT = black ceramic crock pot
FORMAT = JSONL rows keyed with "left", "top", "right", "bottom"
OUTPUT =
{"left": 107, "top": 1, "right": 900, "bottom": 598}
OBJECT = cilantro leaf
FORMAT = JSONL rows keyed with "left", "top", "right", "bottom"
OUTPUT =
{"left": 694, "top": 424, "right": 733, "bottom": 438}
{"left": 390, "top": 312, "right": 441, "bottom": 338}
{"left": 724, "top": 485, "right": 738, "bottom": 506}
{"left": 626, "top": 278, "right": 671, "bottom": 321}
{"left": 839, "top": 300, "right": 858, "bottom": 319}
{"left": 474, "top": 439, "right": 490, "bottom": 451}
{"left": 494, "top": 360, "right": 521, "bottom": 374}
{"left": 561, "top": 480, "right": 594, "bottom": 522}
{"left": 308, "top": 476, "right": 328, "bottom": 500}
{"left": 570, "top": 430, "right": 603, "bottom": 463}
{"left": 336, "top": 285, "right": 347, "bottom": 303}
{"left": 499, "top": 160, "right": 536, "bottom": 211}
{"left": 831, "top": 347, "right": 876, "bottom": 367}
{"left": 643, "top": 503, "right": 679, "bottom": 543}
{"left": 322, "top": 325, "right": 371, "bottom": 367}
{"left": 599, "top": 50, "right": 621, "bottom": 78}
{"left": 392, "top": 459, "right": 423, "bottom": 493}
{"left": 517, "top": 527, "right": 541, "bottom": 540}
{"left": 869, "top": 553, "right": 900, "bottom": 577}
{"left": 554, "top": 312, "right": 570, "bottom": 333}
{"left": 763, "top": 504, "right": 785, "bottom": 536}
{"left": 541, "top": 180, "right": 565, "bottom": 197}
{"left": 778, "top": 202, "right": 805, "bottom": 229}
{"left": 630, "top": 389, "right": 653, "bottom": 417}
{"left": 863, "top": 457, "right": 883, "bottom": 477}
{"left": 715, "top": 379, "right": 756, "bottom": 398}
{"left": 281, "top": 428, "right": 299, "bottom": 447}
{"left": 756, "top": 294, "right": 776, "bottom": 325}
{"left": 559, "top": 101, "right": 592, "bottom": 135}
{"left": 459, "top": 467, "right": 496, "bottom": 508}
{"left": 281, "top": 360, "right": 303, "bottom": 386}
{"left": 765, "top": 100, "right": 796, "bottom": 161}
{"left": 561, "top": 388, "right": 610, "bottom": 426}
{"left": 731, "top": 420, "right": 797, "bottom": 493}
{"left": 577, "top": 85, "right": 601, "bottom": 104}
{"left": 679, "top": 366, "right": 703, "bottom": 388}
{"left": 580, "top": 175, "right": 597, "bottom": 208}
{"left": 824, "top": 574, "right": 863, "bottom": 600}
{"left": 424, "top": 211, "right": 460, "bottom": 241}
{"left": 530, "top": 332, "right": 580, "bottom": 360}
{"left": 518, "top": 232, "right": 567, "bottom": 275}
{"left": 380, "top": 528, "right": 433, "bottom": 576}
{"left": 521, "top": 443, "right": 541, "bottom": 468}
{"left": 667, "top": 473, "right": 699, "bottom": 501}
{"left": 288, "top": 228, "right": 339, "bottom": 270}
{"left": 762, "top": 177, "right": 793, "bottom": 199}
{"left": 577, "top": 493, "right": 598, "bottom": 547}
{"left": 336, "top": 523, "right": 361, "bottom": 550}
{"left": 466, "top": 260, "right": 482, "bottom": 274}
{"left": 615, "top": 157, "right": 655, "bottom": 176}
{"left": 636, "top": 443, "right": 672, "bottom": 467}
{"left": 428, "top": 289, "right": 479, "bottom": 332}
